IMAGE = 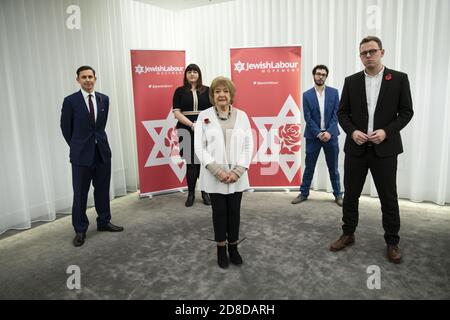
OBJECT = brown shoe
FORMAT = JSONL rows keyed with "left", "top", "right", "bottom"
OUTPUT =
{"left": 330, "top": 234, "right": 355, "bottom": 251}
{"left": 387, "top": 245, "right": 402, "bottom": 264}
{"left": 292, "top": 194, "right": 308, "bottom": 204}
{"left": 335, "top": 196, "right": 343, "bottom": 207}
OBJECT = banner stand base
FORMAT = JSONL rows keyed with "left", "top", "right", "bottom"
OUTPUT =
{"left": 249, "top": 187, "right": 298, "bottom": 193}
{"left": 139, "top": 187, "right": 188, "bottom": 199}
{"left": 139, "top": 187, "right": 298, "bottom": 199}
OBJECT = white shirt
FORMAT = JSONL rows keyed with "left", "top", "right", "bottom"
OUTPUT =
{"left": 81, "top": 89, "right": 97, "bottom": 121}
{"left": 315, "top": 86, "right": 326, "bottom": 130}
{"left": 192, "top": 90, "right": 198, "bottom": 111}
{"left": 364, "top": 67, "right": 384, "bottom": 134}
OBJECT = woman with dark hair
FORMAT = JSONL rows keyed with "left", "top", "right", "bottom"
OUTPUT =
{"left": 173, "top": 64, "right": 212, "bottom": 207}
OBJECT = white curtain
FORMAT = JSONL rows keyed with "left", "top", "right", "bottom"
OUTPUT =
{"left": 174, "top": 0, "right": 450, "bottom": 205}
{"left": 0, "top": 0, "right": 174, "bottom": 234}
{"left": 1, "top": 0, "right": 449, "bottom": 234}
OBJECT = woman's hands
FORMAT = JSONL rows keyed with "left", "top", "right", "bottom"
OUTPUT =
{"left": 225, "top": 172, "right": 239, "bottom": 184}
{"left": 216, "top": 170, "right": 239, "bottom": 184}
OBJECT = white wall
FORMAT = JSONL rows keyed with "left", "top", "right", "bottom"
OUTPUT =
{"left": 0, "top": 0, "right": 174, "bottom": 233}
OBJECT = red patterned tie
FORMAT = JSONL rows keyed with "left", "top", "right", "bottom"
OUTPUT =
{"left": 88, "top": 94, "right": 95, "bottom": 123}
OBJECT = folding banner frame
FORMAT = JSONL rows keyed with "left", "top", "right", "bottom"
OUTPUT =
{"left": 230, "top": 45, "right": 302, "bottom": 191}
{"left": 130, "top": 49, "right": 187, "bottom": 197}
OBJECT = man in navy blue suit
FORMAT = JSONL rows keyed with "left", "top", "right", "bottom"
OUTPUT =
{"left": 61, "top": 66, "right": 123, "bottom": 247}
{"left": 292, "top": 65, "right": 343, "bottom": 206}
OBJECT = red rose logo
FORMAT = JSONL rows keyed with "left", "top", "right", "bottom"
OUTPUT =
{"left": 385, "top": 73, "right": 392, "bottom": 81}
{"left": 276, "top": 124, "right": 301, "bottom": 154}
{"left": 204, "top": 118, "right": 210, "bottom": 124}
{"left": 164, "top": 127, "right": 180, "bottom": 157}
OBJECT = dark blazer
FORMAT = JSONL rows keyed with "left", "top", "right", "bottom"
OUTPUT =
{"left": 337, "top": 68, "right": 413, "bottom": 157}
{"left": 303, "top": 86, "right": 340, "bottom": 139}
{"left": 61, "top": 90, "right": 112, "bottom": 166}
{"left": 172, "top": 86, "right": 211, "bottom": 130}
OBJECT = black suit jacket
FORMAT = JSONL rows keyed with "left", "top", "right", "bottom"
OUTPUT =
{"left": 60, "top": 90, "right": 112, "bottom": 166}
{"left": 337, "top": 68, "right": 413, "bottom": 157}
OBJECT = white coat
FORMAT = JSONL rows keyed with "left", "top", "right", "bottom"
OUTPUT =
{"left": 194, "top": 106, "right": 254, "bottom": 194}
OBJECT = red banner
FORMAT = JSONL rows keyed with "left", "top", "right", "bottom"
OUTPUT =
{"left": 230, "top": 46, "right": 302, "bottom": 188}
{"left": 130, "top": 50, "right": 186, "bottom": 195}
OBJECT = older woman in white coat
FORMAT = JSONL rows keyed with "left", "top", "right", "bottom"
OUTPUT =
{"left": 194, "top": 76, "right": 253, "bottom": 269}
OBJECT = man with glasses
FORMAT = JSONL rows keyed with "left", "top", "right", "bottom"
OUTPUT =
{"left": 292, "top": 65, "right": 343, "bottom": 206}
{"left": 330, "top": 36, "right": 413, "bottom": 264}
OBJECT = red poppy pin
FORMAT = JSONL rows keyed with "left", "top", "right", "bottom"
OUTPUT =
{"left": 204, "top": 118, "right": 210, "bottom": 124}
{"left": 385, "top": 73, "right": 392, "bottom": 81}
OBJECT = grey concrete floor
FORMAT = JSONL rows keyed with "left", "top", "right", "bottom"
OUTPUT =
{"left": 0, "top": 191, "right": 449, "bottom": 300}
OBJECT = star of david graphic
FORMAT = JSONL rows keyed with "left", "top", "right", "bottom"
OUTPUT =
{"left": 234, "top": 60, "right": 245, "bottom": 73}
{"left": 135, "top": 64, "right": 144, "bottom": 75}
{"left": 142, "top": 112, "right": 186, "bottom": 181}
{"left": 251, "top": 95, "right": 302, "bottom": 182}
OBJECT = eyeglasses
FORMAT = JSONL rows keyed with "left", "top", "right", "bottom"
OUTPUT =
{"left": 359, "top": 49, "right": 381, "bottom": 57}
{"left": 314, "top": 72, "right": 328, "bottom": 77}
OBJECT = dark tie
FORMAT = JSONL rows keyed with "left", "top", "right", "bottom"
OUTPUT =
{"left": 88, "top": 94, "right": 95, "bottom": 123}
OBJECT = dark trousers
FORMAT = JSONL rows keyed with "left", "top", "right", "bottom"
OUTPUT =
{"left": 342, "top": 147, "right": 400, "bottom": 245}
{"left": 300, "top": 137, "right": 341, "bottom": 197}
{"left": 71, "top": 145, "right": 111, "bottom": 233}
{"left": 209, "top": 192, "right": 243, "bottom": 243}
{"left": 186, "top": 164, "right": 200, "bottom": 192}
{"left": 178, "top": 127, "right": 201, "bottom": 192}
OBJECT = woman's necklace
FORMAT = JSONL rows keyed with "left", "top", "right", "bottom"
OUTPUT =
{"left": 215, "top": 105, "right": 232, "bottom": 120}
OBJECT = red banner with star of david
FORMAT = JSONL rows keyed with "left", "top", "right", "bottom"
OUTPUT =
{"left": 130, "top": 50, "right": 186, "bottom": 195}
{"left": 230, "top": 46, "right": 302, "bottom": 188}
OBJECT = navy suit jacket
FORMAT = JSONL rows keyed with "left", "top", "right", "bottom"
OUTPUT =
{"left": 60, "top": 90, "right": 112, "bottom": 166}
{"left": 303, "top": 86, "right": 340, "bottom": 139}
{"left": 337, "top": 68, "right": 413, "bottom": 157}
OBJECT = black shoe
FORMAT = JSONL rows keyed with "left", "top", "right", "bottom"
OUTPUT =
{"left": 97, "top": 222, "right": 124, "bottom": 232}
{"left": 291, "top": 194, "right": 308, "bottom": 204}
{"left": 201, "top": 191, "right": 211, "bottom": 206}
{"left": 185, "top": 192, "right": 195, "bottom": 207}
{"left": 73, "top": 232, "right": 86, "bottom": 247}
{"left": 228, "top": 243, "right": 243, "bottom": 265}
{"left": 217, "top": 245, "right": 229, "bottom": 269}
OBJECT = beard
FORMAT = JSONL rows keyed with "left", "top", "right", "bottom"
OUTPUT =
{"left": 314, "top": 79, "right": 324, "bottom": 86}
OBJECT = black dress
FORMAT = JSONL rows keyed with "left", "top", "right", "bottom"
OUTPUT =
{"left": 172, "top": 86, "right": 211, "bottom": 164}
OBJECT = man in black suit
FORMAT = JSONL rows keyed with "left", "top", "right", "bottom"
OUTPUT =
{"left": 61, "top": 66, "right": 123, "bottom": 247}
{"left": 330, "top": 36, "right": 413, "bottom": 263}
